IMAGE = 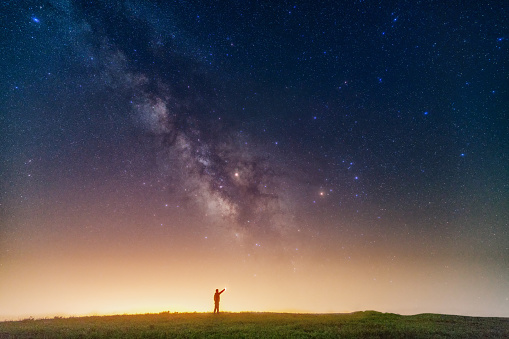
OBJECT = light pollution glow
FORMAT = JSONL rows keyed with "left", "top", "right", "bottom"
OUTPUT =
{"left": 1, "top": 205, "right": 507, "bottom": 321}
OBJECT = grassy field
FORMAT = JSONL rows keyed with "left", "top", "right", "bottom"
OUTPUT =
{"left": 1, "top": 311, "right": 508, "bottom": 338}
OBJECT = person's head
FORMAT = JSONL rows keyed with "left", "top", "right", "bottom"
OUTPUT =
{"left": 216, "top": 289, "right": 218, "bottom": 292}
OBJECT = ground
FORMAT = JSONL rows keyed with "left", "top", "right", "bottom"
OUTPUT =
{"left": 1, "top": 311, "right": 508, "bottom": 338}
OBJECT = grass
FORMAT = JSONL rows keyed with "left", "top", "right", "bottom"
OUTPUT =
{"left": 0, "top": 311, "right": 508, "bottom": 338}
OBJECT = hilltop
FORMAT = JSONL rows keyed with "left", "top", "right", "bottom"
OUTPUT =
{"left": 1, "top": 311, "right": 508, "bottom": 338}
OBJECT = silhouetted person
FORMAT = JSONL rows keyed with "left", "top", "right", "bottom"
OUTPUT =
{"left": 213, "top": 288, "right": 225, "bottom": 313}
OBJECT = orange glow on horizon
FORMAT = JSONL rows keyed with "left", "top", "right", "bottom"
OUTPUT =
{"left": 2, "top": 214, "right": 508, "bottom": 321}
{"left": 2, "top": 231, "right": 508, "bottom": 321}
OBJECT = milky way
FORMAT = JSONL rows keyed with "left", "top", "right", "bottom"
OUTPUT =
{"left": 71, "top": 1, "right": 298, "bottom": 244}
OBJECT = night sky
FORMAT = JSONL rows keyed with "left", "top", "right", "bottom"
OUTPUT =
{"left": 1, "top": 1, "right": 508, "bottom": 320}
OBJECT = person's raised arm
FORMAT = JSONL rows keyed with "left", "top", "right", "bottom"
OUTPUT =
{"left": 219, "top": 288, "right": 225, "bottom": 294}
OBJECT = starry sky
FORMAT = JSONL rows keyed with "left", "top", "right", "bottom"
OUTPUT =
{"left": 1, "top": 1, "right": 508, "bottom": 320}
